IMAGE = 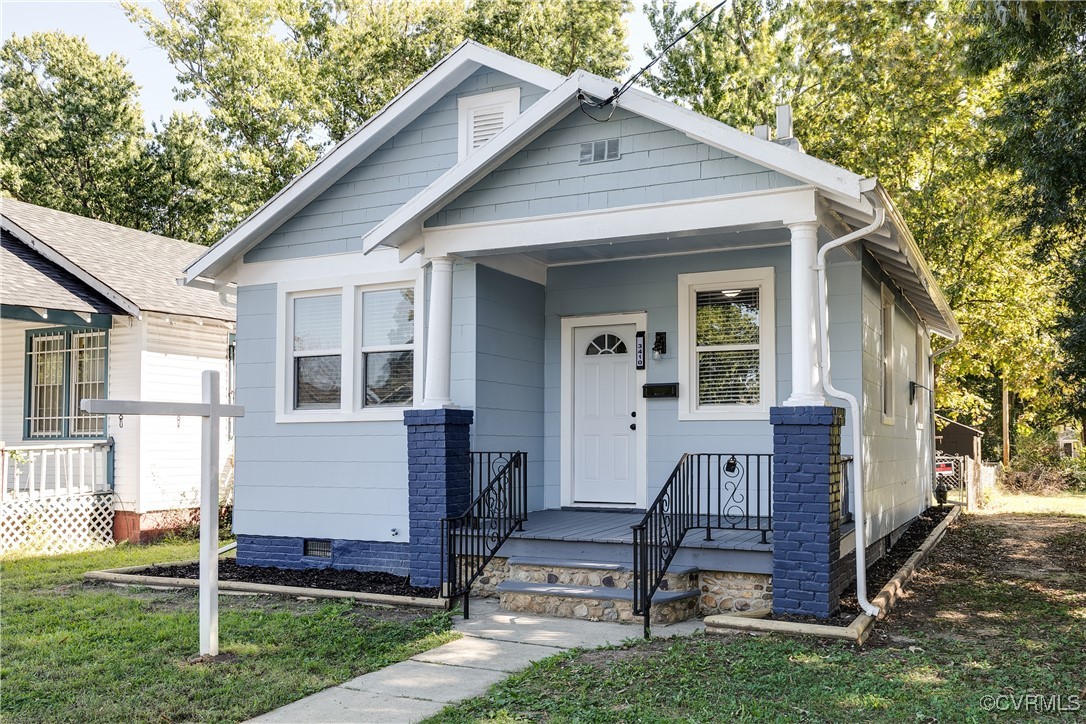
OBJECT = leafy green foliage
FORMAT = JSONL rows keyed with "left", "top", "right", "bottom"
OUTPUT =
{"left": 645, "top": 0, "right": 1070, "bottom": 440}
{"left": 0, "top": 32, "right": 232, "bottom": 245}
{"left": 0, "top": 542, "right": 456, "bottom": 722}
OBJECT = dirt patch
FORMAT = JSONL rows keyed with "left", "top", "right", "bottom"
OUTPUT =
{"left": 187, "top": 652, "right": 239, "bottom": 666}
{"left": 137, "top": 559, "right": 440, "bottom": 598}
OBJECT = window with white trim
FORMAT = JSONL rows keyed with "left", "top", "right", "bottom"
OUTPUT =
{"left": 292, "top": 293, "right": 342, "bottom": 410}
{"left": 284, "top": 280, "right": 419, "bottom": 420}
{"left": 25, "top": 327, "right": 108, "bottom": 439}
{"left": 457, "top": 88, "right": 520, "bottom": 160}
{"left": 881, "top": 284, "right": 895, "bottom": 423}
{"left": 358, "top": 288, "right": 414, "bottom": 407}
{"left": 678, "top": 268, "right": 776, "bottom": 420}
{"left": 915, "top": 326, "right": 927, "bottom": 429}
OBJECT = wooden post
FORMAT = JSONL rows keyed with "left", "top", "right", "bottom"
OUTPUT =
{"left": 200, "top": 371, "right": 220, "bottom": 656}
{"left": 1002, "top": 380, "right": 1010, "bottom": 468}
{"left": 82, "top": 371, "right": 243, "bottom": 657}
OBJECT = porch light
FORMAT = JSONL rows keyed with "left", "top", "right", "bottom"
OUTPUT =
{"left": 652, "top": 332, "right": 667, "bottom": 360}
{"left": 724, "top": 455, "right": 738, "bottom": 474}
{"left": 721, "top": 290, "right": 741, "bottom": 297}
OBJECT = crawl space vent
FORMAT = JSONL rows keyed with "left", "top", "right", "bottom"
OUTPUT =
{"left": 303, "top": 539, "right": 332, "bottom": 558}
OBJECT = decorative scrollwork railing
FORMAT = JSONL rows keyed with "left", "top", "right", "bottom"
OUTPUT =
{"left": 441, "top": 451, "right": 527, "bottom": 618}
{"left": 632, "top": 452, "right": 772, "bottom": 637}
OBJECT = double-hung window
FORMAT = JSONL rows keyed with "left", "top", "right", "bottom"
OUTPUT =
{"left": 678, "top": 268, "right": 776, "bottom": 420}
{"left": 292, "top": 293, "right": 342, "bottom": 410}
{"left": 25, "top": 327, "right": 108, "bottom": 439}
{"left": 282, "top": 278, "right": 419, "bottom": 421}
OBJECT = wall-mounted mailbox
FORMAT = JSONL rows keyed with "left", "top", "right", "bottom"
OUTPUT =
{"left": 643, "top": 383, "right": 679, "bottom": 399}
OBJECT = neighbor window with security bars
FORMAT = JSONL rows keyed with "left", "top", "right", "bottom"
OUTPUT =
{"left": 25, "top": 328, "right": 108, "bottom": 439}
{"left": 677, "top": 268, "right": 775, "bottom": 420}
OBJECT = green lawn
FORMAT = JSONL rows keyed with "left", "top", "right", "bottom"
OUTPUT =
{"left": 1, "top": 541, "right": 456, "bottom": 723}
{"left": 430, "top": 498, "right": 1086, "bottom": 723}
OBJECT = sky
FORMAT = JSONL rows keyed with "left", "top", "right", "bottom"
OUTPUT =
{"left": 0, "top": 0, "right": 682, "bottom": 131}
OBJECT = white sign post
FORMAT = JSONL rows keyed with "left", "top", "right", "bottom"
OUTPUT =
{"left": 83, "top": 370, "right": 244, "bottom": 656}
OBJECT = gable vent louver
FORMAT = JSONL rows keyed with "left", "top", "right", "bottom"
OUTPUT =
{"left": 580, "top": 138, "right": 620, "bottom": 164}
{"left": 471, "top": 107, "right": 507, "bottom": 150}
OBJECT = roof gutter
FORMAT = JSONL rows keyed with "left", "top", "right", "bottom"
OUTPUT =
{"left": 814, "top": 202, "right": 887, "bottom": 618}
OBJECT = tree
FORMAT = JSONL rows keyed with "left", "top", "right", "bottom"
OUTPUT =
{"left": 122, "top": 0, "right": 631, "bottom": 214}
{"left": 0, "top": 32, "right": 146, "bottom": 227}
{"left": 967, "top": 1, "right": 1086, "bottom": 440}
{"left": 644, "top": 0, "right": 1068, "bottom": 452}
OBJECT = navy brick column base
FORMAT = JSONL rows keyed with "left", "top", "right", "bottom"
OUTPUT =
{"left": 404, "top": 408, "right": 474, "bottom": 588}
{"left": 770, "top": 405, "right": 846, "bottom": 618}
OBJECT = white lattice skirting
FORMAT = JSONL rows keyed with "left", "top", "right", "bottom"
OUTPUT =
{"left": 1, "top": 494, "right": 115, "bottom": 555}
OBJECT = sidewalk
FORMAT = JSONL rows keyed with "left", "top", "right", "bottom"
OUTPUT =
{"left": 251, "top": 598, "right": 704, "bottom": 723}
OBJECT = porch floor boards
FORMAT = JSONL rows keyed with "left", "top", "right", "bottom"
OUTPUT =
{"left": 509, "top": 510, "right": 772, "bottom": 552}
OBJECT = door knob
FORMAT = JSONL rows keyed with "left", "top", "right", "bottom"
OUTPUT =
{"left": 631, "top": 411, "right": 636, "bottom": 417}
{"left": 630, "top": 423, "right": 637, "bottom": 430}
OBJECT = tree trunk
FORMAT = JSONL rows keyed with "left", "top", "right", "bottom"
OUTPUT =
{"left": 1002, "top": 380, "right": 1010, "bottom": 468}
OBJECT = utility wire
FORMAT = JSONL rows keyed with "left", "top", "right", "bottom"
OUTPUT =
{"left": 580, "top": 0, "right": 729, "bottom": 114}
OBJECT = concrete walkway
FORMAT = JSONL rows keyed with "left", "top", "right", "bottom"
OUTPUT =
{"left": 251, "top": 598, "right": 704, "bottom": 723}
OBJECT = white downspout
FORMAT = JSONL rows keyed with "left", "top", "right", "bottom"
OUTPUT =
{"left": 814, "top": 207, "right": 886, "bottom": 617}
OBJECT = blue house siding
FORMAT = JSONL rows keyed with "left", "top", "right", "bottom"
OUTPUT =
{"left": 473, "top": 265, "right": 546, "bottom": 509}
{"left": 245, "top": 68, "right": 548, "bottom": 263}
{"left": 232, "top": 283, "right": 411, "bottom": 546}
{"left": 426, "top": 106, "right": 803, "bottom": 229}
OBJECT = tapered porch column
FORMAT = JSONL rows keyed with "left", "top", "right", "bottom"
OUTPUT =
{"left": 785, "top": 222, "right": 825, "bottom": 406}
{"left": 423, "top": 256, "right": 454, "bottom": 407}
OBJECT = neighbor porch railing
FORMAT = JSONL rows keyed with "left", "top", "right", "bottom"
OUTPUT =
{"left": 632, "top": 452, "right": 772, "bottom": 637}
{"left": 441, "top": 451, "right": 527, "bottom": 617}
{"left": 1, "top": 438, "right": 115, "bottom": 500}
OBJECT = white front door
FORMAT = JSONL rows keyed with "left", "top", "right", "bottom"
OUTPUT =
{"left": 572, "top": 323, "right": 638, "bottom": 505}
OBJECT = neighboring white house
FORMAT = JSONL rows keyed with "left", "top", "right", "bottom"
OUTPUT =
{"left": 1, "top": 198, "right": 235, "bottom": 551}
{"left": 183, "top": 42, "right": 961, "bottom": 625}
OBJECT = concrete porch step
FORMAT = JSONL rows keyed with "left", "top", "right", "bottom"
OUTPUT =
{"left": 496, "top": 580, "right": 700, "bottom": 624}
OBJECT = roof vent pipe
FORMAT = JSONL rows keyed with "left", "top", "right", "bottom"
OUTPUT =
{"left": 814, "top": 203, "right": 887, "bottom": 618}
{"left": 776, "top": 105, "right": 793, "bottom": 138}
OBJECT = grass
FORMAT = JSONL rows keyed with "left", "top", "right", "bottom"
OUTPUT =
{"left": 1, "top": 540, "right": 457, "bottom": 723}
{"left": 428, "top": 493, "right": 1086, "bottom": 723}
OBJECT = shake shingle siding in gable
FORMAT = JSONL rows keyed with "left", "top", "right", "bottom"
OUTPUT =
{"left": 244, "top": 68, "right": 548, "bottom": 263}
{"left": 425, "top": 107, "right": 804, "bottom": 229}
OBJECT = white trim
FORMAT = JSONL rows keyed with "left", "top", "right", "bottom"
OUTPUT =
{"left": 184, "top": 41, "right": 563, "bottom": 283}
{"left": 677, "top": 268, "right": 776, "bottom": 421}
{"left": 421, "top": 187, "right": 819, "bottom": 258}
{"left": 1, "top": 215, "right": 143, "bottom": 318}
{"left": 457, "top": 88, "right": 520, "bottom": 161}
{"left": 560, "top": 313, "right": 648, "bottom": 509}
{"left": 237, "top": 247, "right": 422, "bottom": 288}
{"left": 274, "top": 272, "right": 425, "bottom": 423}
{"left": 881, "top": 283, "right": 895, "bottom": 425}
{"left": 783, "top": 221, "right": 824, "bottom": 406}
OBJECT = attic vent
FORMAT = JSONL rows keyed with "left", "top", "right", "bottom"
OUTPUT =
{"left": 580, "top": 138, "right": 620, "bottom": 164}
{"left": 457, "top": 88, "right": 521, "bottom": 161}
{"left": 303, "top": 539, "right": 332, "bottom": 558}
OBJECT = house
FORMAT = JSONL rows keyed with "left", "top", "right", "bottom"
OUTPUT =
{"left": 183, "top": 42, "right": 961, "bottom": 627}
{"left": 1, "top": 198, "right": 235, "bottom": 551}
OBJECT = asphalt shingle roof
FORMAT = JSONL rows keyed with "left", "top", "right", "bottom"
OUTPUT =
{"left": 1, "top": 198, "right": 234, "bottom": 321}
{"left": 1, "top": 231, "right": 123, "bottom": 315}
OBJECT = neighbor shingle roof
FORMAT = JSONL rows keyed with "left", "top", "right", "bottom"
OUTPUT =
{"left": 1, "top": 231, "right": 123, "bottom": 315}
{"left": 1, "top": 198, "right": 234, "bottom": 321}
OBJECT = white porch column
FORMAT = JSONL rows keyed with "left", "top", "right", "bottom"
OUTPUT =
{"left": 422, "top": 256, "right": 454, "bottom": 407}
{"left": 785, "top": 221, "right": 825, "bottom": 406}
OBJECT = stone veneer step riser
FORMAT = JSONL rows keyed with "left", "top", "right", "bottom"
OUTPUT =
{"left": 508, "top": 564, "right": 698, "bottom": 593}
{"left": 498, "top": 591, "right": 699, "bottom": 625}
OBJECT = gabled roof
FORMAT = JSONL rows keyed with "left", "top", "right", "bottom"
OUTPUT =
{"left": 1, "top": 198, "right": 234, "bottom": 321}
{"left": 184, "top": 41, "right": 564, "bottom": 283}
{"left": 358, "top": 70, "right": 869, "bottom": 254}
{"left": 1, "top": 231, "right": 123, "bottom": 315}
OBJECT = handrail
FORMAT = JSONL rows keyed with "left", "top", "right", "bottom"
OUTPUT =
{"left": 632, "top": 452, "right": 772, "bottom": 637}
{"left": 441, "top": 451, "right": 527, "bottom": 618}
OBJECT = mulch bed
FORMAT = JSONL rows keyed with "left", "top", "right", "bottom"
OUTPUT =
{"left": 139, "top": 559, "right": 441, "bottom": 599}
{"left": 770, "top": 504, "right": 953, "bottom": 626}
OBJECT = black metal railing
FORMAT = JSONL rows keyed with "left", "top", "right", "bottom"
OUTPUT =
{"left": 441, "top": 451, "right": 527, "bottom": 618}
{"left": 632, "top": 452, "right": 773, "bottom": 637}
